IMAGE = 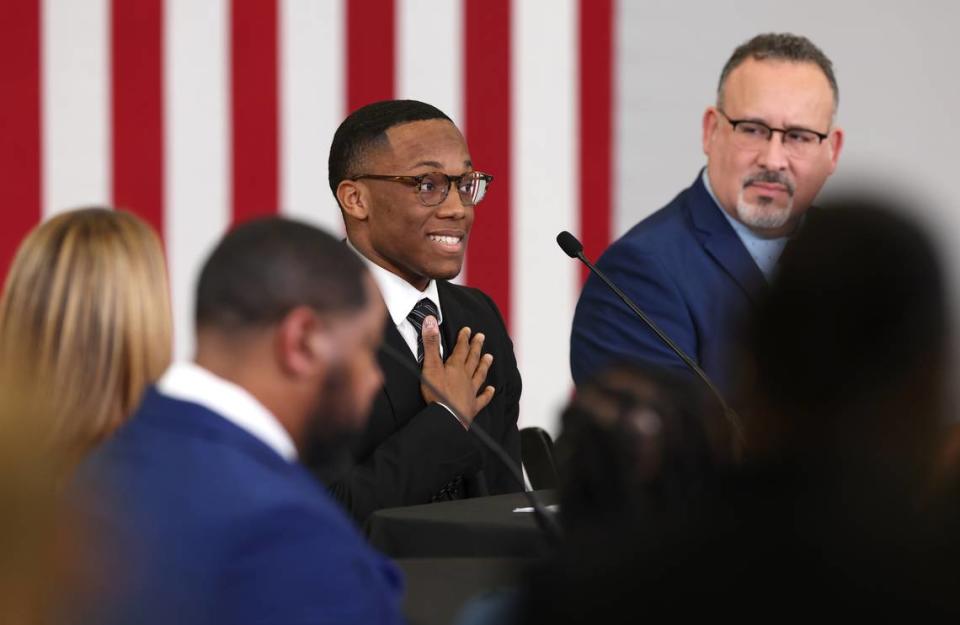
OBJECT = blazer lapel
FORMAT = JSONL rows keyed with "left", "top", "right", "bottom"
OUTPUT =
{"left": 375, "top": 290, "right": 457, "bottom": 428}
{"left": 687, "top": 174, "right": 767, "bottom": 304}
{"left": 377, "top": 319, "right": 423, "bottom": 426}
{"left": 437, "top": 281, "right": 459, "bottom": 355}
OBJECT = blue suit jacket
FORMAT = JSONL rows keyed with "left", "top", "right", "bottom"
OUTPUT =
{"left": 570, "top": 172, "right": 766, "bottom": 390}
{"left": 75, "top": 388, "right": 405, "bottom": 625}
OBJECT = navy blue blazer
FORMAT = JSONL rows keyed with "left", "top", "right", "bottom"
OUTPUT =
{"left": 75, "top": 388, "right": 405, "bottom": 625}
{"left": 570, "top": 172, "right": 766, "bottom": 390}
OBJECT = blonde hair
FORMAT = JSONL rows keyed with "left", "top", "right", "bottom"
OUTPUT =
{"left": 0, "top": 388, "right": 62, "bottom": 625}
{"left": 0, "top": 208, "right": 172, "bottom": 462}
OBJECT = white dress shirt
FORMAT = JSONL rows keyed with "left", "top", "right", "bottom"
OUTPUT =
{"left": 347, "top": 241, "right": 445, "bottom": 359}
{"left": 157, "top": 361, "right": 298, "bottom": 462}
{"left": 347, "top": 241, "right": 464, "bottom": 426}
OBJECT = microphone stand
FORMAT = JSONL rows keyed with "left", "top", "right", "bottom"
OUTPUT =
{"left": 557, "top": 231, "right": 745, "bottom": 444}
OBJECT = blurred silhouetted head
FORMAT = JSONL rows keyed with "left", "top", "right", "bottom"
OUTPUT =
{"left": 743, "top": 194, "right": 950, "bottom": 467}
{"left": 196, "top": 217, "right": 369, "bottom": 330}
{"left": 195, "top": 217, "right": 385, "bottom": 455}
{"left": 556, "top": 363, "right": 731, "bottom": 530}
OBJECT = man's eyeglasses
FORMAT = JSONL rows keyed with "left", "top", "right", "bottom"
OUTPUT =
{"left": 350, "top": 171, "right": 494, "bottom": 207}
{"left": 717, "top": 109, "right": 829, "bottom": 158}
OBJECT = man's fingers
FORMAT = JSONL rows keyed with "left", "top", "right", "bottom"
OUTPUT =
{"left": 465, "top": 332, "right": 485, "bottom": 371}
{"left": 450, "top": 326, "right": 472, "bottom": 363}
{"left": 474, "top": 385, "right": 496, "bottom": 414}
{"left": 472, "top": 353, "right": 493, "bottom": 390}
{"left": 420, "top": 315, "right": 442, "bottom": 369}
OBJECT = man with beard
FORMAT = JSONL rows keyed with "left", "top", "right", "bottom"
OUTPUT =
{"left": 570, "top": 33, "right": 844, "bottom": 390}
{"left": 323, "top": 99, "right": 522, "bottom": 522}
{"left": 74, "top": 218, "right": 404, "bottom": 625}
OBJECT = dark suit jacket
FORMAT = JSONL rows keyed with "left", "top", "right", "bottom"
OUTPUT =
{"left": 570, "top": 171, "right": 766, "bottom": 390}
{"left": 327, "top": 280, "right": 523, "bottom": 523}
{"left": 74, "top": 388, "right": 404, "bottom": 625}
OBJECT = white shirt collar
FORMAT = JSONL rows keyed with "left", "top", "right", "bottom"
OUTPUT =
{"left": 346, "top": 240, "right": 443, "bottom": 327}
{"left": 157, "top": 362, "right": 298, "bottom": 462}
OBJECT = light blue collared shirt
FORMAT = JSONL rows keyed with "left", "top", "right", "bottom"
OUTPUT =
{"left": 701, "top": 170, "right": 788, "bottom": 282}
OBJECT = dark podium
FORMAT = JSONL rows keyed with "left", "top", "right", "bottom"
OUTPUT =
{"left": 366, "top": 490, "right": 558, "bottom": 625}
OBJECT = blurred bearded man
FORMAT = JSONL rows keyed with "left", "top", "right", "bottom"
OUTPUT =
{"left": 75, "top": 218, "right": 404, "bottom": 625}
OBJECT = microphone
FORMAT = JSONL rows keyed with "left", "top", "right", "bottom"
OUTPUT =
{"left": 556, "top": 230, "right": 583, "bottom": 258}
{"left": 379, "top": 341, "right": 563, "bottom": 543}
{"left": 557, "top": 230, "right": 744, "bottom": 443}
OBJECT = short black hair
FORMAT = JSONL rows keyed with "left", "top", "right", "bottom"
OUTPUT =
{"left": 327, "top": 99, "right": 452, "bottom": 201}
{"left": 718, "top": 33, "right": 839, "bottom": 112}
{"left": 196, "top": 217, "right": 368, "bottom": 329}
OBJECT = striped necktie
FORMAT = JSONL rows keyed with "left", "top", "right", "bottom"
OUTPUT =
{"left": 406, "top": 298, "right": 440, "bottom": 365}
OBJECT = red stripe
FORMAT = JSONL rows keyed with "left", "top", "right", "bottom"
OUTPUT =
{"left": 578, "top": 0, "right": 614, "bottom": 283}
{"left": 112, "top": 0, "right": 165, "bottom": 239}
{"left": 346, "top": 0, "right": 394, "bottom": 113}
{"left": 0, "top": 0, "right": 42, "bottom": 282}
{"left": 464, "top": 0, "right": 512, "bottom": 329}
{"left": 231, "top": 0, "right": 279, "bottom": 223}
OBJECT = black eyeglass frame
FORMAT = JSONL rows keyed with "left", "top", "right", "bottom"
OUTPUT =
{"left": 717, "top": 109, "right": 830, "bottom": 145}
{"left": 349, "top": 171, "right": 494, "bottom": 207}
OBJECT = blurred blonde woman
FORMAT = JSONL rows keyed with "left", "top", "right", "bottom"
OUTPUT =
{"left": 0, "top": 207, "right": 172, "bottom": 468}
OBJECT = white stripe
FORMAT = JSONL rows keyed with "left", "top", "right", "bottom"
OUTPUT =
{"left": 397, "top": 0, "right": 463, "bottom": 127}
{"left": 280, "top": 0, "right": 345, "bottom": 236}
{"left": 397, "top": 0, "right": 468, "bottom": 284}
{"left": 512, "top": 0, "right": 578, "bottom": 438}
{"left": 42, "top": 0, "right": 110, "bottom": 217}
{"left": 165, "top": 0, "right": 230, "bottom": 361}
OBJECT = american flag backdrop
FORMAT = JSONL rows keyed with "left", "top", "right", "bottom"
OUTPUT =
{"left": 0, "top": 0, "right": 615, "bottom": 435}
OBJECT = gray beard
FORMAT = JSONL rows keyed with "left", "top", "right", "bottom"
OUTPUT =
{"left": 736, "top": 189, "right": 795, "bottom": 230}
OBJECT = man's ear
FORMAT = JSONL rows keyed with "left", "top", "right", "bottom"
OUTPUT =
{"left": 337, "top": 179, "right": 370, "bottom": 221}
{"left": 277, "top": 306, "right": 331, "bottom": 379}
{"left": 702, "top": 106, "right": 720, "bottom": 156}
{"left": 826, "top": 126, "right": 844, "bottom": 175}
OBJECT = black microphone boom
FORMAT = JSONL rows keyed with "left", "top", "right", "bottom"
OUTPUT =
{"left": 557, "top": 230, "right": 744, "bottom": 442}
{"left": 379, "top": 341, "right": 563, "bottom": 543}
